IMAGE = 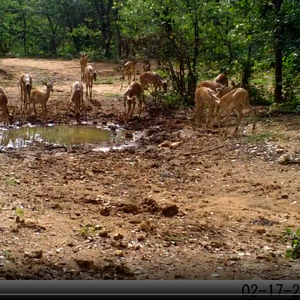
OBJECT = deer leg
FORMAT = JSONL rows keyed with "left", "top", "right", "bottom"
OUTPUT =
{"left": 81, "top": 95, "right": 87, "bottom": 118}
{"left": 245, "top": 104, "right": 256, "bottom": 133}
{"left": 138, "top": 98, "right": 143, "bottom": 117}
{"left": 130, "top": 98, "right": 136, "bottom": 118}
{"left": 90, "top": 82, "right": 93, "bottom": 100}
{"left": 206, "top": 104, "right": 214, "bottom": 128}
{"left": 127, "top": 100, "right": 132, "bottom": 120}
{"left": 42, "top": 104, "right": 47, "bottom": 123}
{"left": 85, "top": 82, "right": 89, "bottom": 98}
{"left": 196, "top": 103, "right": 204, "bottom": 127}
{"left": 124, "top": 99, "right": 127, "bottom": 120}
{"left": 234, "top": 105, "right": 243, "bottom": 135}
{"left": 33, "top": 102, "right": 37, "bottom": 116}
{"left": 66, "top": 99, "right": 73, "bottom": 115}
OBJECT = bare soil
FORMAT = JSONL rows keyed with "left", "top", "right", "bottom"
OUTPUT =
{"left": 0, "top": 58, "right": 300, "bottom": 280}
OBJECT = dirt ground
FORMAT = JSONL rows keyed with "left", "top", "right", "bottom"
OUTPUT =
{"left": 0, "top": 57, "right": 300, "bottom": 280}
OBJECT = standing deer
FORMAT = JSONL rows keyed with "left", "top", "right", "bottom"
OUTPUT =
{"left": 0, "top": 86, "right": 14, "bottom": 126}
{"left": 83, "top": 65, "right": 97, "bottom": 99}
{"left": 67, "top": 81, "right": 86, "bottom": 122}
{"left": 120, "top": 60, "right": 136, "bottom": 90}
{"left": 80, "top": 52, "right": 88, "bottom": 82}
{"left": 28, "top": 81, "right": 54, "bottom": 122}
{"left": 123, "top": 82, "right": 142, "bottom": 120}
{"left": 20, "top": 74, "right": 33, "bottom": 116}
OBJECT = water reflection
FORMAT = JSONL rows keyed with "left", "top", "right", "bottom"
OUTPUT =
{"left": 0, "top": 125, "right": 134, "bottom": 148}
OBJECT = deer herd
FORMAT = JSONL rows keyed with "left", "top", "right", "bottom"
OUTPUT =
{"left": 0, "top": 53, "right": 256, "bottom": 137}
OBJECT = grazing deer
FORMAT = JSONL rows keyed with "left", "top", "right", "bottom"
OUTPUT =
{"left": 0, "top": 86, "right": 14, "bottom": 126}
{"left": 67, "top": 81, "right": 86, "bottom": 122}
{"left": 195, "top": 87, "right": 219, "bottom": 128}
{"left": 120, "top": 60, "right": 136, "bottom": 90}
{"left": 80, "top": 52, "right": 89, "bottom": 82}
{"left": 209, "top": 87, "right": 256, "bottom": 136}
{"left": 28, "top": 81, "right": 54, "bottom": 122}
{"left": 139, "top": 71, "right": 167, "bottom": 104}
{"left": 20, "top": 74, "right": 33, "bottom": 116}
{"left": 195, "top": 81, "right": 241, "bottom": 128}
{"left": 123, "top": 82, "right": 142, "bottom": 120}
{"left": 84, "top": 65, "right": 97, "bottom": 99}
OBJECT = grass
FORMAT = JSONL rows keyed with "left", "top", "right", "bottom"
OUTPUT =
{"left": 103, "top": 92, "right": 121, "bottom": 98}
{"left": 242, "top": 131, "right": 285, "bottom": 143}
{"left": 5, "top": 177, "right": 19, "bottom": 185}
{"left": 15, "top": 207, "right": 25, "bottom": 217}
{"left": 97, "top": 77, "right": 115, "bottom": 84}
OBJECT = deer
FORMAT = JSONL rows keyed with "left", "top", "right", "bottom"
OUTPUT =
{"left": 123, "top": 82, "right": 142, "bottom": 120}
{"left": 83, "top": 64, "right": 97, "bottom": 100}
{"left": 80, "top": 52, "right": 89, "bottom": 82}
{"left": 208, "top": 87, "right": 256, "bottom": 137}
{"left": 67, "top": 81, "right": 86, "bottom": 122}
{"left": 139, "top": 71, "right": 167, "bottom": 105}
{"left": 20, "top": 74, "right": 33, "bottom": 116}
{"left": 215, "top": 71, "right": 229, "bottom": 87}
{"left": 142, "top": 59, "right": 151, "bottom": 72}
{"left": 0, "top": 86, "right": 14, "bottom": 126}
{"left": 120, "top": 60, "right": 136, "bottom": 90}
{"left": 195, "top": 81, "right": 241, "bottom": 128}
{"left": 195, "top": 87, "right": 219, "bottom": 129}
{"left": 28, "top": 80, "right": 54, "bottom": 122}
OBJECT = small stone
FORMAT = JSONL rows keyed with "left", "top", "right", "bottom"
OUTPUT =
{"left": 140, "top": 220, "right": 151, "bottom": 231}
{"left": 74, "top": 259, "right": 94, "bottom": 270}
{"left": 162, "top": 205, "right": 179, "bottom": 217}
{"left": 113, "top": 233, "right": 124, "bottom": 240}
{"left": 99, "top": 229, "right": 108, "bottom": 237}
{"left": 115, "top": 250, "right": 125, "bottom": 257}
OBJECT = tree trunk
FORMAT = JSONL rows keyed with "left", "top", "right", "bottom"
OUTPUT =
{"left": 273, "top": 0, "right": 284, "bottom": 103}
{"left": 94, "top": 0, "right": 113, "bottom": 59}
{"left": 113, "top": 5, "right": 121, "bottom": 59}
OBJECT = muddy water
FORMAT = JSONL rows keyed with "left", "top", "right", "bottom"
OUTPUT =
{"left": 0, "top": 124, "right": 136, "bottom": 149}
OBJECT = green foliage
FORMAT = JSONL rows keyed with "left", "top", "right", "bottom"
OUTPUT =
{"left": 15, "top": 207, "right": 25, "bottom": 217}
{"left": 5, "top": 177, "right": 18, "bottom": 185}
{"left": 1, "top": 0, "right": 300, "bottom": 110}
{"left": 242, "top": 131, "right": 284, "bottom": 144}
{"left": 160, "top": 91, "right": 184, "bottom": 109}
{"left": 286, "top": 228, "right": 300, "bottom": 259}
{"left": 79, "top": 224, "right": 101, "bottom": 238}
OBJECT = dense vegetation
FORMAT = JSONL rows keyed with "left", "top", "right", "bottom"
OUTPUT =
{"left": 1, "top": 0, "right": 300, "bottom": 109}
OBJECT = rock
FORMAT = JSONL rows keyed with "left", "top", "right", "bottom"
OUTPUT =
{"left": 139, "top": 220, "right": 151, "bottom": 231}
{"left": 257, "top": 228, "right": 266, "bottom": 235}
{"left": 99, "top": 229, "right": 109, "bottom": 237}
{"left": 113, "top": 233, "right": 124, "bottom": 240}
{"left": 278, "top": 154, "right": 291, "bottom": 164}
{"left": 158, "top": 141, "right": 171, "bottom": 148}
{"left": 162, "top": 204, "right": 179, "bottom": 217}
{"left": 170, "top": 142, "right": 182, "bottom": 149}
{"left": 115, "top": 250, "right": 125, "bottom": 257}
{"left": 24, "top": 250, "right": 43, "bottom": 259}
{"left": 137, "top": 235, "right": 146, "bottom": 242}
{"left": 74, "top": 259, "right": 94, "bottom": 270}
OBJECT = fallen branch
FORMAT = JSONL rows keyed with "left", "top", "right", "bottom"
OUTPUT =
{"left": 182, "top": 145, "right": 224, "bottom": 156}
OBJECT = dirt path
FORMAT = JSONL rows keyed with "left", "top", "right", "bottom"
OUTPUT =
{"left": 0, "top": 58, "right": 299, "bottom": 280}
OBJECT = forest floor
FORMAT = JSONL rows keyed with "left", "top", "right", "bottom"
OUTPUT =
{"left": 0, "top": 57, "right": 300, "bottom": 280}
